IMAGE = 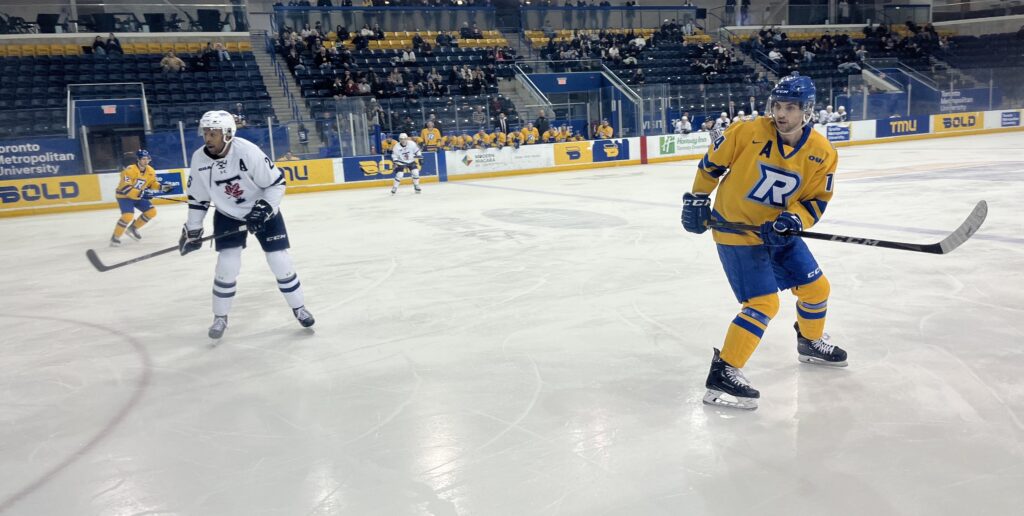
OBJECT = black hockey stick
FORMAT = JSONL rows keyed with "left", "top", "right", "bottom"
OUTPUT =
{"left": 706, "top": 200, "right": 987, "bottom": 255}
{"left": 85, "top": 227, "right": 248, "bottom": 272}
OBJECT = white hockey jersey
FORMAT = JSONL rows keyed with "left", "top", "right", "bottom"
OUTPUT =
{"left": 391, "top": 140, "right": 421, "bottom": 165}
{"left": 185, "top": 137, "right": 286, "bottom": 228}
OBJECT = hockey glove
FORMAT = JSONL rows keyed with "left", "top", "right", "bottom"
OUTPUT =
{"left": 160, "top": 183, "right": 174, "bottom": 193}
{"left": 681, "top": 192, "right": 711, "bottom": 234}
{"left": 244, "top": 199, "right": 274, "bottom": 234}
{"left": 179, "top": 226, "right": 204, "bottom": 256}
{"left": 141, "top": 189, "right": 155, "bottom": 200}
{"left": 760, "top": 212, "right": 803, "bottom": 247}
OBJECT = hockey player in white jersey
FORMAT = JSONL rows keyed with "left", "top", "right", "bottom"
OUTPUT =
{"left": 390, "top": 133, "right": 422, "bottom": 195}
{"left": 178, "top": 110, "right": 315, "bottom": 339}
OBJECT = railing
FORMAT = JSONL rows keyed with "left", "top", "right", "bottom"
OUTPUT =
{"left": 514, "top": 64, "right": 552, "bottom": 108}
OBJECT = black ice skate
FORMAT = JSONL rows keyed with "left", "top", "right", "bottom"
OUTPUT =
{"left": 414, "top": 186, "right": 422, "bottom": 194}
{"left": 795, "top": 322, "right": 848, "bottom": 367}
{"left": 703, "top": 348, "right": 760, "bottom": 410}
{"left": 126, "top": 226, "right": 142, "bottom": 241}
{"left": 208, "top": 315, "right": 228, "bottom": 339}
{"left": 109, "top": 236, "right": 122, "bottom": 247}
{"left": 293, "top": 306, "right": 315, "bottom": 328}
{"left": 390, "top": 186, "right": 397, "bottom": 195}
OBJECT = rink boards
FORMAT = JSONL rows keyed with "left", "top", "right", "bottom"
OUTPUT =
{"left": 1, "top": 107, "right": 1022, "bottom": 217}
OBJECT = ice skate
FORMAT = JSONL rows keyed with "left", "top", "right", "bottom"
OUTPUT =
{"left": 293, "top": 306, "right": 315, "bottom": 328}
{"left": 208, "top": 315, "right": 228, "bottom": 339}
{"left": 109, "top": 236, "right": 122, "bottom": 247}
{"left": 390, "top": 186, "right": 397, "bottom": 195}
{"left": 703, "top": 348, "right": 759, "bottom": 410}
{"left": 795, "top": 322, "right": 848, "bottom": 367}
{"left": 125, "top": 226, "right": 142, "bottom": 241}
{"left": 414, "top": 186, "right": 422, "bottom": 194}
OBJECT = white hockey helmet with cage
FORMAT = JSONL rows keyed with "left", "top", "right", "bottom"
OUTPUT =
{"left": 199, "top": 110, "right": 237, "bottom": 143}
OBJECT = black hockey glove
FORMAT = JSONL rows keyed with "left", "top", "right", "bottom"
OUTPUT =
{"left": 179, "top": 226, "right": 204, "bottom": 256}
{"left": 245, "top": 199, "right": 274, "bottom": 234}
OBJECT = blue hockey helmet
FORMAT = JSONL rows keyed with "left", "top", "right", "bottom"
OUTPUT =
{"left": 136, "top": 149, "right": 151, "bottom": 161}
{"left": 767, "top": 74, "right": 816, "bottom": 125}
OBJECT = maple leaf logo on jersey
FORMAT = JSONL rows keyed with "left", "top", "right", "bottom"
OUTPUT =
{"left": 224, "top": 182, "right": 244, "bottom": 199}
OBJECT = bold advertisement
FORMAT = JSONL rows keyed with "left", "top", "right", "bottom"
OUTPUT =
{"left": 651, "top": 132, "right": 712, "bottom": 158}
{"left": 592, "top": 139, "right": 630, "bottom": 162}
{"left": 876, "top": 116, "right": 930, "bottom": 138}
{"left": 341, "top": 153, "right": 437, "bottom": 182}
{"left": 554, "top": 142, "right": 593, "bottom": 166}
{"left": 932, "top": 112, "right": 984, "bottom": 133}
{"left": 0, "top": 138, "right": 84, "bottom": 180}
{"left": 825, "top": 123, "right": 852, "bottom": 142}
{"left": 275, "top": 158, "right": 335, "bottom": 186}
{"left": 1001, "top": 111, "right": 1021, "bottom": 127}
{"left": 0, "top": 174, "right": 102, "bottom": 209}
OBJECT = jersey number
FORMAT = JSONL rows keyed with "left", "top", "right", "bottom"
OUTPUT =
{"left": 747, "top": 163, "right": 801, "bottom": 208}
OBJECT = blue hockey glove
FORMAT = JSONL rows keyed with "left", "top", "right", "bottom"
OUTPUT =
{"left": 681, "top": 192, "right": 711, "bottom": 234}
{"left": 141, "top": 189, "right": 155, "bottom": 200}
{"left": 760, "top": 212, "right": 803, "bottom": 246}
{"left": 179, "top": 226, "right": 204, "bottom": 256}
{"left": 244, "top": 199, "right": 274, "bottom": 234}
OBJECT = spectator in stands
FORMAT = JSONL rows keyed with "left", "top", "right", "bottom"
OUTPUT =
{"left": 233, "top": 103, "right": 248, "bottom": 127}
{"left": 801, "top": 45, "right": 814, "bottom": 63}
{"left": 632, "top": 68, "right": 646, "bottom": 84}
{"left": 472, "top": 106, "right": 488, "bottom": 126}
{"left": 460, "top": 22, "right": 473, "bottom": 39}
{"left": 471, "top": 23, "right": 483, "bottom": 39}
{"left": 402, "top": 49, "right": 416, "bottom": 63}
{"left": 297, "top": 123, "right": 310, "bottom": 152}
{"left": 285, "top": 47, "right": 305, "bottom": 75}
{"left": 412, "top": 33, "right": 425, "bottom": 51}
{"left": 839, "top": 0, "right": 850, "bottom": 24}
{"left": 105, "top": 33, "right": 123, "bottom": 55}
{"left": 92, "top": 36, "right": 107, "bottom": 55}
{"left": 160, "top": 51, "right": 186, "bottom": 72}
{"left": 214, "top": 42, "right": 231, "bottom": 61}
{"left": 768, "top": 48, "right": 782, "bottom": 63}
{"left": 314, "top": 46, "right": 331, "bottom": 69}
{"left": 838, "top": 54, "right": 861, "bottom": 73}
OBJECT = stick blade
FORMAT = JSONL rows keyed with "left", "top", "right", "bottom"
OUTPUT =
{"left": 937, "top": 200, "right": 988, "bottom": 254}
{"left": 85, "top": 249, "right": 113, "bottom": 272}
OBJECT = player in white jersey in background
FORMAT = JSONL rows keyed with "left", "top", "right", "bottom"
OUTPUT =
{"left": 390, "top": 133, "right": 423, "bottom": 195}
{"left": 179, "top": 110, "right": 315, "bottom": 339}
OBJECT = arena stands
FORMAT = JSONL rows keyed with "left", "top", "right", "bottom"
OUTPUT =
{"left": 0, "top": 40, "right": 273, "bottom": 137}
{"left": 275, "top": 25, "right": 523, "bottom": 137}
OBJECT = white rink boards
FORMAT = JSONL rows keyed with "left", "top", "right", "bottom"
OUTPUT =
{"left": 1, "top": 132, "right": 1023, "bottom": 515}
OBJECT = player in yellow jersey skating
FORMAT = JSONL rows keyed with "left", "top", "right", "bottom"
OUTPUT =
{"left": 681, "top": 75, "right": 848, "bottom": 410}
{"left": 110, "top": 150, "right": 171, "bottom": 246}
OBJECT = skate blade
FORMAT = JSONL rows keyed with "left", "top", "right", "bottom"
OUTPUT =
{"left": 703, "top": 389, "right": 758, "bottom": 410}
{"left": 798, "top": 355, "right": 848, "bottom": 367}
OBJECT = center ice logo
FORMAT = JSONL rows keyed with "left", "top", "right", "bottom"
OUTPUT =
{"left": 747, "top": 163, "right": 800, "bottom": 208}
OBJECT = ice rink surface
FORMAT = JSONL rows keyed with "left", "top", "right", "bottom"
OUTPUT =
{"left": 1, "top": 132, "right": 1023, "bottom": 515}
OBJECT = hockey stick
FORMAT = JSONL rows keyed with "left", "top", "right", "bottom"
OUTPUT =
{"left": 706, "top": 200, "right": 987, "bottom": 255}
{"left": 85, "top": 227, "right": 248, "bottom": 272}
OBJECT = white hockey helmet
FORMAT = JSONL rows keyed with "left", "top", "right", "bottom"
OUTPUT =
{"left": 199, "top": 110, "right": 236, "bottom": 142}
{"left": 398, "top": 132, "right": 409, "bottom": 141}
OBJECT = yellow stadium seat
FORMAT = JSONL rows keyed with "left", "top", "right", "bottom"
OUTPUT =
{"left": 160, "top": 42, "right": 175, "bottom": 53}
{"left": 187, "top": 42, "right": 202, "bottom": 52}
{"left": 48, "top": 44, "right": 64, "bottom": 55}
{"left": 64, "top": 43, "right": 80, "bottom": 55}
{"left": 147, "top": 43, "right": 162, "bottom": 54}
{"left": 173, "top": 42, "right": 189, "bottom": 53}
{"left": 239, "top": 41, "right": 251, "bottom": 51}
{"left": 0, "top": 46, "right": 8, "bottom": 57}
{"left": 225, "top": 41, "right": 240, "bottom": 52}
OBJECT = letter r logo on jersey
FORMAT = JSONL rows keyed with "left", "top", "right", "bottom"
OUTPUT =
{"left": 747, "top": 163, "right": 801, "bottom": 208}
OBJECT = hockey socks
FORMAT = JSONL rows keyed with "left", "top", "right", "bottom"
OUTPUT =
{"left": 720, "top": 293, "right": 779, "bottom": 368}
